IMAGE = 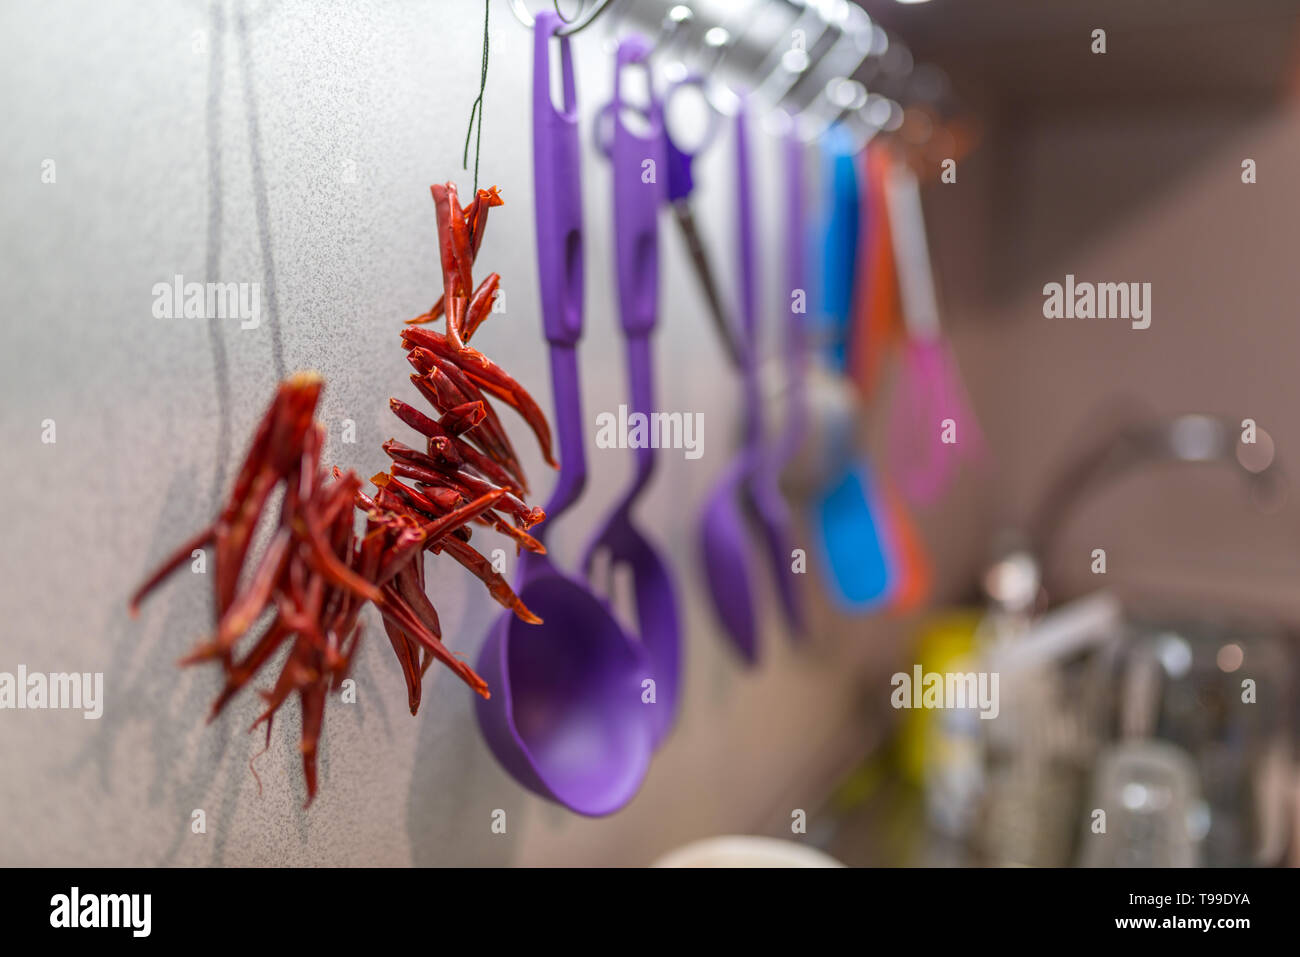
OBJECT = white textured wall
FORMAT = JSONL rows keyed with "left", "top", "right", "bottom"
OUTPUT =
{"left": 0, "top": 0, "right": 949, "bottom": 865}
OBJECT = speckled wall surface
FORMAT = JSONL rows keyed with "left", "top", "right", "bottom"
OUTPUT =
{"left": 0, "top": 0, "right": 941, "bottom": 865}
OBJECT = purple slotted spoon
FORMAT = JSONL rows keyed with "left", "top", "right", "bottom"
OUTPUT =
{"left": 582, "top": 35, "right": 682, "bottom": 748}
{"left": 473, "top": 12, "right": 653, "bottom": 817}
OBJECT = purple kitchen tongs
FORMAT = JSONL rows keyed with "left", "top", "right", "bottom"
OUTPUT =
{"left": 474, "top": 12, "right": 653, "bottom": 817}
{"left": 582, "top": 35, "right": 682, "bottom": 747}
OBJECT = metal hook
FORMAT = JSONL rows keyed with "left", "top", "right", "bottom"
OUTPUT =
{"left": 787, "top": 0, "right": 911, "bottom": 149}
{"left": 652, "top": 22, "right": 744, "bottom": 117}
{"left": 655, "top": 0, "right": 773, "bottom": 114}
{"left": 509, "top": 0, "right": 618, "bottom": 37}
{"left": 752, "top": 0, "right": 839, "bottom": 111}
{"left": 648, "top": 6, "right": 727, "bottom": 154}
{"left": 648, "top": 2, "right": 695, "bottom": 61}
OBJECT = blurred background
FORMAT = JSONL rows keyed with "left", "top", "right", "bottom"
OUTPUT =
{"left": 2, "top": 0, "right": 1300, "bottom": 866}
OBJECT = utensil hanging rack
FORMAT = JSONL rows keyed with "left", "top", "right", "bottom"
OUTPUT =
{"left": 508, "top": 0, "right": 956, "bottom": 145}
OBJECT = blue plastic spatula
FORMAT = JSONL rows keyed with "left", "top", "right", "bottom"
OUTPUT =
{"left": 811, "top": 128, "right": 895, "bottom": 610}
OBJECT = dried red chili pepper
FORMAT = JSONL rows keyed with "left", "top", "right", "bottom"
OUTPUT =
{"left": 464, "top": 184, "right": 503, "bottom": 257}
{"left": 132, "top": 377, "right": 349, "bottom": 799}
{"left": 407, "top": 185, "right": 503, "bottom": 327}
{"left": 407, "top": 348, "right": 524, "bottom": 492}
{"left": 460, "top": 272, "right": 501, "bottom": 342}
{"left": 400, "top": 326, "right": 557, "bottom": 469}
{"left": 430, "top": 183, "right": 468, "bottom": 350}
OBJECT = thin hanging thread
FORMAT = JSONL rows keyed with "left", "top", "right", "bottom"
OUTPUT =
{"left": 461, "top": 0, "right": 491, "bottom": 192}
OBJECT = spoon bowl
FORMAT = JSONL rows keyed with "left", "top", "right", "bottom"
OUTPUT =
{"left": 745, "top": 465, "right": 804, "bottom": 635}
{"left": 476, "top": 555, "right": 652, "bottom": 816}
{"left": 700, "top": 456, "right": 759, "bottom": 663}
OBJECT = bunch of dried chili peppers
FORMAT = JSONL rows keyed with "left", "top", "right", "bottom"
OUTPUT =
{"left": 130, "top": 183, "right": 553, "bottom": 803}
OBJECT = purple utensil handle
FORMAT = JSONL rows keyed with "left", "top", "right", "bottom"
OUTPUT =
{"left": 532, "top": 12, "right": 587, "bottom": 541}
{"left": 778, "top": 128, "right": 808, "bottom": 457}
{"left": 735, "top": 100, "right": 756, "bottom": 346}
{"left": 734, "top": 97, "right": 762, "bottom": 447}
{"left": 533, "top": 13, "right": 583, "bottom": 346}
{"left": 613, "top": 36, "right": 662, "bottom": 339}
{"left": 613, "top": 36, "right": 664, "bottom": 493}
{"left": 757, "top": 129, "right": 809, "bottom": 637}
{"left": 533, "top": 347, "right": 586, "bottom": 545}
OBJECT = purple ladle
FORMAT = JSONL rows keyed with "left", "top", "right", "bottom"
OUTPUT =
{"left": 474, "top": 12, "right": 653, "bottom": 817}
{"left": 581, "top": 35, "right": 682, "bottom": 748}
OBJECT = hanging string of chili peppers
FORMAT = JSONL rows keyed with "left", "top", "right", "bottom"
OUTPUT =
{"left": 130, "top": 185, "right": 553, "bottom": 804}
